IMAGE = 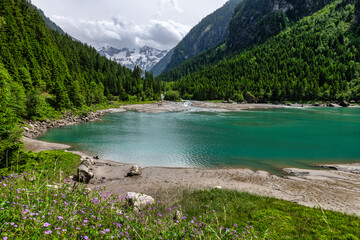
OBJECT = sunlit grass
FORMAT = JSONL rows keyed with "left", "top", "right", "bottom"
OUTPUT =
{"left": 0, "top": 173, "right": 266, "bottom": 239}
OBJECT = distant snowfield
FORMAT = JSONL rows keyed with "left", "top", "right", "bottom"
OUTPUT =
{"left": 98, "top": 45, "right": 169, "bottom": 72}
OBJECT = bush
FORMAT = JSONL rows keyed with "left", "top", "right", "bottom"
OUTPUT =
{"left": 182, "top": 93, "right": 193, "bottom": 100}
{"left": 164, "top": 91, "right": 180, "bottom": 101}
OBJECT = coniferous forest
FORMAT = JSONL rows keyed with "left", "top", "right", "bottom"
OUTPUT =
{"left": 0, "top": 0, "right": 162, "bottom": 169}
{"left": 162, "top": 0, "right": 360, "bottom": 102}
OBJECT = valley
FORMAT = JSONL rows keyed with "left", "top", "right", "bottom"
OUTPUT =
{"left": 1, "top": 0, "right": 360, "bottom": 238}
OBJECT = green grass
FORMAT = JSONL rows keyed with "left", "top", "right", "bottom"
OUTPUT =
{"left": 0, "top": 173, "right": 263, "bottom": 239}
{"left": 0, "top": 150, "right": 81, "bottom": 183}
{"left": 179, "top": 190, "right": 360, "bottom": 239}
{"left": 1, "top": 150, "right": 359, "bottom": 239}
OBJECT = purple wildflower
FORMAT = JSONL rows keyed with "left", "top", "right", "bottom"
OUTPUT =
{"left": 43, "top": 223, "right": 51, "bottom": 227}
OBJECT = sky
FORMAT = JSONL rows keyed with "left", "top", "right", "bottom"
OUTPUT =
{"left": 31, "top": 0, "right": 229, "bottom": 50}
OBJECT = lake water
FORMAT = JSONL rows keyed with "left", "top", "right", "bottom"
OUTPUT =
{"left": 38, "top": 107, "right": 360, "bottom": 175}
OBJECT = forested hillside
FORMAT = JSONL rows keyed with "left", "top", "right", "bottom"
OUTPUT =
{"left": 151, "top": 48, "right": 174, "bottom": 77}
{"left": 355, "top": 0, "right": 360, "bottom": 25}
{"left": 228, "top": 0, "right": 334, "bottom": 52}
{"left": 157, "top": 0, "right": 336, "bottom": 83}
{"left": 32, "top": 6, "right": 66, "bottom": 35}
{"left": 152, "top": 0, "right": 242, "bottom": 76}
{"left": 171, "top": 0, "right": 360, "bottom": 102}
{"left": 0, "top": 0, "right": 161, "bottom": 169}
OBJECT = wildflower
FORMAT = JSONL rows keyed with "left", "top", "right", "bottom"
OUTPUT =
{"left": 43, "top": 222, "right": 51, "bottom": 227}
{"left": 4, "top": 237, "right": 8, "bottom": 240}
{"left": 45, "top": 230, "right": 52, "bottom": 234}
{"left": 84, "top": 237, "right": 89, "bottom": 240}
{"left": 58, "top": 216, "right": 63, "bottom": 220}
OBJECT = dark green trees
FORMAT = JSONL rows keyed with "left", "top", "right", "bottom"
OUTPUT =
{"left": 0, "top": 0, "right": 162, "bottom": 168}
{"left": 0, "top": 64, "right": 23, "bottom": 169}
{"left": 170, "top": 0, "right": 360, "bottom": 102}
{"left": 0, "top": 0, "right": 162, "bottom": 120}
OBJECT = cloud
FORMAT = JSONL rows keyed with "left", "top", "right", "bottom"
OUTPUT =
{"left": 52, "top": 15, "right": 191, "bottom": 50}
{"left": 159, "top": 0, "right": 183, "bottom": 13}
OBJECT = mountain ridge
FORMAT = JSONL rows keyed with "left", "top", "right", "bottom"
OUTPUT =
{"left": 99, "top": 45, "right": 168, "bottom": 72}
{"left": 152, "top": 0, "right": 242, "bottom": 76}
{"left": 170, "top": 0, "right": 360, "bottom": 102}
{"left": 157, "top": 0, "right": 335, "bottom": 82}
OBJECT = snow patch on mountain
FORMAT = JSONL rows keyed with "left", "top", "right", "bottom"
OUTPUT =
{"left": 98, "top": 45, "right": 169, "bottom": 72}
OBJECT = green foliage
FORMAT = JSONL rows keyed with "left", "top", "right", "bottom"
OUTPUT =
{"left": 0, "top": 0, "right": 162, "bottom": 118}
{"left": 0, "top": 64, "right": 23, "bottom": 170}
{"left": 179, "top": 189, "right": 360, "bottom": 239}
{"left": 158, "top": 0, "right": 335, "bottom": 82}
{"left": 170, "top": 0, "right": 360, "bottom": 102}
{"left": 164, "top": 90, "right": 180, "bottom": 101}
{"left": 0, "top": 0, "right": 163, "bottom": 169}
{"left": 0, "top": 150, "right": 81, "bottom": 181}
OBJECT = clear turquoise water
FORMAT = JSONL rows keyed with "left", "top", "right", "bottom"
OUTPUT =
{"left": 38, "top": 107, "right": 360, "bottom": 175}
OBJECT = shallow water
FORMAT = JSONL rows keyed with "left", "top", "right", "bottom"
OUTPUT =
{"left": 38, "top": 107, "right": 360, "bottom": 174}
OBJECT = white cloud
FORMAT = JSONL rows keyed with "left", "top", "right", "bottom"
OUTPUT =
{"left": 52, "top": 15, "right": 191, "bottom": 50}
{"left": 159, "top": 0, "right": 183, "bottom": 13}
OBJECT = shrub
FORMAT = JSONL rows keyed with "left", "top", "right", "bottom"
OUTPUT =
{"left": 164, "top": 91, "right": 180, "bottom": 101}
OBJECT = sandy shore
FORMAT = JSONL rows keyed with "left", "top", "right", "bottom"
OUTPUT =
{"left": 22, "top": 101, "right": 360, "bottom": 216}
{"left": 23, "top": 137, "right": 71, "bottom": 152}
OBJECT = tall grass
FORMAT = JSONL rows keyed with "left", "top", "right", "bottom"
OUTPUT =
{"left": 0, "top": 173, "right": 267, "bottom": 239}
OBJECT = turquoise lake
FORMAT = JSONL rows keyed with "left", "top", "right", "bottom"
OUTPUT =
{"left": 38, "top": 107, "right": 360, "bottom": 175}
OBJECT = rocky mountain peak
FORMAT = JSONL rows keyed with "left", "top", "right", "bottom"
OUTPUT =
{"left": 98, "top": 45, "right": 169, "bottom": 72}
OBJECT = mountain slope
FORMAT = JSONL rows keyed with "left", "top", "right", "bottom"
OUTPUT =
{"left": 228, "top": 0, "right": 334, "bottom": 52}
{"left": 99, "top": 45, "right": 168, "bottom": 72}
{"left": 150, "top": 48, "right": 174, "bottom": 76}
{"left": 32, "top": 6, "right": 65, "bottom": 35}
{"left": 171, "top": 0, "right": 360, "bottom": 102}
{"left": 158, "top": 0, "right": 334, "bottom": 83}
{"left": 156, "top": 0, "right": 242, "bottom": 75}
{"left": 0, "top": 0, "right": 162, "bottom": 167}
{"left": 355, "top": 0, "right": 360, "bottom": 25}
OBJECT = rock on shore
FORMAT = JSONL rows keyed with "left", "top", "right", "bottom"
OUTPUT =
{"left": 23, "top": 111, "right": 105, "bottom": 139}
